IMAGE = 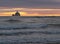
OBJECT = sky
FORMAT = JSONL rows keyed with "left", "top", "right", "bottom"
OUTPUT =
{"left": 0, "top": 0, "right": 60, "bottom": 16}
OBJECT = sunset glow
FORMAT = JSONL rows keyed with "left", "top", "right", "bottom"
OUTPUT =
{"left": 0, "top": 7, "right": 60, "bottom": 16}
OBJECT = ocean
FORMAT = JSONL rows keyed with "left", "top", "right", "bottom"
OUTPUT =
{"left": 0, "top": 16, "right": 60, "bottom": 44}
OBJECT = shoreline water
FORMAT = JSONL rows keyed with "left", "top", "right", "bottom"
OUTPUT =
{"left": 0, "top": 16, "right": 60, "bottom": 44}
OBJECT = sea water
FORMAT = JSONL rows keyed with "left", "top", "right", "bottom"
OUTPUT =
{"left": 0, "top": 16, "right": 60, "bottom": 44}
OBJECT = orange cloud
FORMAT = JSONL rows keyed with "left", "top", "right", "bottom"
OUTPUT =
{"left": 0, "top": 7, "right": 60, "bottom": 16}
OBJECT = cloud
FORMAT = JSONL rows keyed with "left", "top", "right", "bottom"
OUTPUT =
{"left": 0, "top": 0, "right": 60, "bottom": 8}
{"left": 0, "top": 8, "right": 60, "bottom": 16}
{"left": 52, "top": 0, "right": 60, "bottom": 2}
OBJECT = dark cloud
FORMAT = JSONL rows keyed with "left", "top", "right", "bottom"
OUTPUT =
{"left": 0, "top": 0, "right": 60, "bottom": 8}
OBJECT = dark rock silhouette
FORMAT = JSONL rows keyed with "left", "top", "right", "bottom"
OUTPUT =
{"left": 12, "top": 11, "right": 20, "bottom": 16}
{"left": 12, "top": 14, "right": 15, "bottom": 16}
